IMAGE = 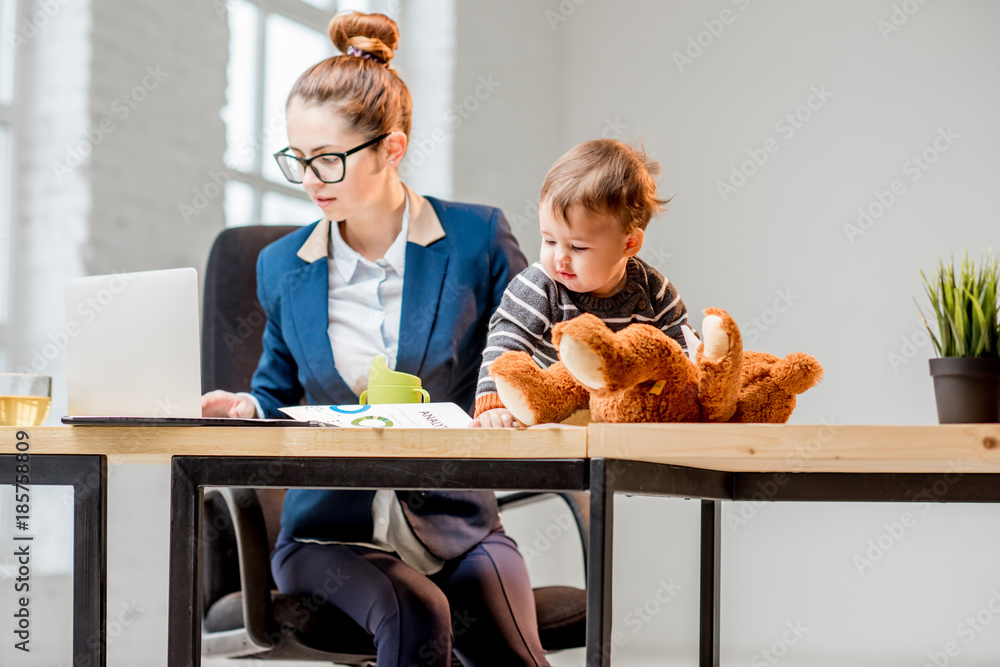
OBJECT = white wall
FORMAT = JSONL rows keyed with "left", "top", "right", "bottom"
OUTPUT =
{"left": 453, "top": 0, "right": 569, "bottom": 264}
{"left": 459, "top": 1, "right": 1000, "bottom": 665}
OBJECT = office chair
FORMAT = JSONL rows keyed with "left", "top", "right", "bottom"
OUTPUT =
{"left": 199, "top": 225, "right": 588, "bottom": 664}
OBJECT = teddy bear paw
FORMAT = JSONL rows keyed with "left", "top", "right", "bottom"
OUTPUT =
{"left": 494, "top": 375, "right": 541, "bottom": 426}
{"left": 702, "top": 314, "right": 730, "bottom": 361}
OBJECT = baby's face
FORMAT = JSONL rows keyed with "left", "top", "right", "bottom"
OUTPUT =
{"left": 538, "top": 203, "right": 641, "bottom": 298}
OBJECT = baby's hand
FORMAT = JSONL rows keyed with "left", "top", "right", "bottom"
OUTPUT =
{"left": 470, "top": 408, "right": 522, "bottom": 429}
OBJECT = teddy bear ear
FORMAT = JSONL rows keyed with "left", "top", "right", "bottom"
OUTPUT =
{"left": 681, "top": 324, "right": 701, "bottom": 364}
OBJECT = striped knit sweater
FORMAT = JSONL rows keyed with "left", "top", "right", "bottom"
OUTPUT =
{"left": 475, "top": 257, "right": 688, "bottom": 415}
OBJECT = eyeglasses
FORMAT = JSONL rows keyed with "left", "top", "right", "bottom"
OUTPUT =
{"left": 273, "top": 133, "right": 391, "bottom": 184}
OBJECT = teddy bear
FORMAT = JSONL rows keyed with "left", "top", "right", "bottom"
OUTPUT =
{"left": 488, "top": 308, "right": 822, "bottom": 426}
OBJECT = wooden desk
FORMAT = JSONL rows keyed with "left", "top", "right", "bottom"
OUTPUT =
{"left": 584, "top": 423, "right": 1000, "bottom": 667}
{"left": 18, "top": 424, "right": 589, "bottom": 463}
{"left": 8, "top": 423, "right": 1000, "bottom": 667}
{"left": 589, "top": 423, "right": 1000, "bottom": 473}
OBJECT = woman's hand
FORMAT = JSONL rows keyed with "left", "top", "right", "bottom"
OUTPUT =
{"left": 201, "top": 390, "right": 257, "bottom": 418}
{"left": 470, "top": 408, "right": 522, "bottom": 429}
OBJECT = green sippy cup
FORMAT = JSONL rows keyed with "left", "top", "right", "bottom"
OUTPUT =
{"left": 358, "top": 355, "right": 431, "bottom": 404}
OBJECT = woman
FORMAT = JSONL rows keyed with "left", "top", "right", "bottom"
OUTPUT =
{"left": 201, "top": 10, "right": 549, "bottom": 667}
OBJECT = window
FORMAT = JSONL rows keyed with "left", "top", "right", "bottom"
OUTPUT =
{"left": 222, "top": 0, "right": 339, "bottom": 227}
{"left": 0, "top": 0, "right": 18, "bottom": 368}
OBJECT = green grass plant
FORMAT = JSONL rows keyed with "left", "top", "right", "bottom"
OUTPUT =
{"left": 917, "top": 250, "right": 1000, "bottom": 358}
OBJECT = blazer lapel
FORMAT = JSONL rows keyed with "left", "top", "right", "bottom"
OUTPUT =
{"left": 285, "top": 258, "right": 356, "bottom": 403}
{"left": 396, "top": 242, "right": 448, "bottom": 377}
{"left": 292, "top": 191, "right": 449, "bottom": 396}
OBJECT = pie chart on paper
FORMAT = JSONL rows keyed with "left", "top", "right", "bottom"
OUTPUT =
{"left": 351, "top": 415, "right": 394, "bottom": 428}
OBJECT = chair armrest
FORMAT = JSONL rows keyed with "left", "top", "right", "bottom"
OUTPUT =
{"left": 498, "top": 491, "right": 589, "bottom": 570}
{"left": 203, "top": 488, "right": 276, "bottom": 650}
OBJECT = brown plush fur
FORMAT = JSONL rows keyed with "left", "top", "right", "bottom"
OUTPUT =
{"left": 696, "top": 307, "right": 744, "bottom": 422}
{"left": 490, "top": 309, "right": 822, "bottom": 425}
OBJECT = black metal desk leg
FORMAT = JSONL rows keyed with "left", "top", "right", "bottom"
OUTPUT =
{"left": 700, "top": 500, "right": 721, "bottom": 667}
{"left": 167, "top": 459, "right": 203, "bottom": 667}
{"left": 75, "top": 456, "right": 107, "bottom": 666}
{"left": 586, "top": 458, "right": 615, "bottom": 667}
{"left": 71, "top": 456, "right": 108, "bottom": 667}
{"left": 1, "top": 453, "right": 108, "bottom": 666}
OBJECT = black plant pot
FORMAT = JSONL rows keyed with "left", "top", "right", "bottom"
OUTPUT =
{"left": 929, "top": 357, "right": 1000, "bottom": 424}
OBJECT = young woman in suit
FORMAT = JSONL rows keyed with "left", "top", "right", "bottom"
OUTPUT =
{"left": 201, "top": 10, "right": 550, "bottom": 667}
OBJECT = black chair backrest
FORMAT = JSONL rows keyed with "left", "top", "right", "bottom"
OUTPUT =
{"left": 201, "top": 225, "right": 300, "bottom": 393}
{"left": 201, "top": 225, "right": 299, "bottom": 609}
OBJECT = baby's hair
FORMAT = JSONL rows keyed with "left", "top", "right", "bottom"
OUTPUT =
{"left": 287, "top": 11, "right": 412, "bottom": 139}
{"left": 540, "top": 139, "right": 671, "bottom": 232}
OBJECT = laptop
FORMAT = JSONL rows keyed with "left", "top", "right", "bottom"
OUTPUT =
{"left": 62, "top": 267, "right": 307, "bottom": 426}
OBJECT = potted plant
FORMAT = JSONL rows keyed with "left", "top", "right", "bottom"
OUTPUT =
{"left": 917, "top": 250, "right": 1000, "bottom": 423}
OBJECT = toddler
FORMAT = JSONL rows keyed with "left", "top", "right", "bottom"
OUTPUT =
{"left": 472, "top": 139, "right": 688, "bottom": 427}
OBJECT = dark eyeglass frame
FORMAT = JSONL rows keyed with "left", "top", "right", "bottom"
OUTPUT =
{"left": 273, "top": 132, "right": 391, "bottom": 184}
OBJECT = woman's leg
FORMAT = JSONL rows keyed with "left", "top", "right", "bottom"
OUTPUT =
{"left": 433, "top": 528, "right": 551, "bottom": 667}
{"left": 271, "top": 538, "right": 453, "bottom": 667}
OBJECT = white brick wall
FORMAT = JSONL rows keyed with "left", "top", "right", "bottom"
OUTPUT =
{"left": 6, "top": 1, "right": 227, "bottom": 665}
{"left": 12, "top": 0, "right": 227, "bottom": 401}
{"left": 12, "top": 0, "right": 92, "bottom": 416}
{"left": 87, "top": 0, "right": 226, "bottom": 276}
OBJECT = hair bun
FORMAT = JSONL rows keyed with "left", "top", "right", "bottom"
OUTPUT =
{"left": 328, "top": 10, "right": 398, "bottom": 65}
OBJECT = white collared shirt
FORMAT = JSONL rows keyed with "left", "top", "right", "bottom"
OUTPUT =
{"left": 327, "top": 196, "right": 409, "bottom": 397}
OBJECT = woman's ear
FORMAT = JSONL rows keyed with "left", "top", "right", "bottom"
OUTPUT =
{"left": 383, "top": 131, "right": 408, "bottom": 168}
{"left": 624, "top": 229, "right": 644, "bottom": 257}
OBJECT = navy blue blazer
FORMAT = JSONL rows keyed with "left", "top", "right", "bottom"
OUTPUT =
{"left": 251, "top": 189, "right": 527, "bottom": 560}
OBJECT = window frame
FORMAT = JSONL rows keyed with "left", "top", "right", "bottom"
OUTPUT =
{"left": 0, "top": 0, "right": 20, "bottom": 367}
{"left": 225, "top": 0, "right": 336, "bottom": 226}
